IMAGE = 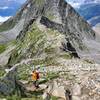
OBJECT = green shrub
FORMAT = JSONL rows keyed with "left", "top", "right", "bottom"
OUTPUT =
{"left": 6, "top": 95, "right": 21, "bottom": 100}
{"left": 35, "top": 0, "right": 45, "bottom": 6}
{"left": 59, "top": 53, "right": 72, "bottom": 59}
{"left": 0, "top": 70, "right": 5, "bottom": 77}
{"left": 51, "top": 96, "right": 59, "bottom": 100}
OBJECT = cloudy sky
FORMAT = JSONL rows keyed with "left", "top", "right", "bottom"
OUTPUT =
{"left": 0, "top": 0, "right": 99, "bottom": 22}
{"left": 66, "top": 0, "right": 100, "bottom": 7}
{"left": 0, "top": 0, "right": 26, "bottom": 22}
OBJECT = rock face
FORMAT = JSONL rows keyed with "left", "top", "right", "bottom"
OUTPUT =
{"left": 45, "top": 81, "right": 70, "bottom": 100}
{"left": 72, "top": 83, "right": 81, "bottom": 96}
{"left": 93, "top": 23, "right": 100, "bottom": 40}
{"left": 0, "top": 66, "right": 17, "bottom": 95}
{"left": 1, "top": 0, "right": 100, "bottom": 63}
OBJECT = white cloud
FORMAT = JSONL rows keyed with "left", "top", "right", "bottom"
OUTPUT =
{"left": 0, "top": 7, "right": 9, "bottom": 10}
{"left": 66, "top": 0, "right": 100, "bottom": 8}
{"left": 0, "top": 16, "right": 11, "bottom": 22}
{"left": 68, "top": 2, "right": 81, "bottom": 8}
{"left": 7, "top": 0, "right": 16, "bottom": 1}
{"left": 0, "top": 7, "right": 14, "bottom": 10}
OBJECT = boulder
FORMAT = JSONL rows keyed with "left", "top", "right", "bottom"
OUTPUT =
{"left": 72, "top": 83, "right": 81, "bottom": 96}
{"left": 0, "top": 66, "right": 17, "bottom": 95}
{"left": 46, "top": 81, "right": 70, "bottom": 100}
{"left": 52, "top": 86, "right": 66, "bottom": 99}
{"left": 42, "top": 92, "right": 50, "bottom": 100}
{"left": 72, "top": 96, "right": 80, "bottom": 100}
{"left": 39, "top": 84, "right": 48, "bottom": 90}
{"left": 19, "top": 80, "right": 29, "bottom": 84}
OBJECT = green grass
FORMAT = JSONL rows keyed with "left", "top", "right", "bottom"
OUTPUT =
{"left": 7, "top": 22, "right": 70, "bottom": 67}
{"left": 51, "top": 96, "right": 59, "bottom": 100}
{"left": 0, "top": 40, "right": 17, "bottom": 55}
{"left": 7, "top": 22, "right": 60, "bottom": 64}
{"left": 39, "top": 72, "right": 59, "bottom": 84}
{"left": 32, "top": 56, "right": 59, "bottom": 66}
{"left": 45, "top": 47, "right": 55, "bottom": 54}
{"left": 0, "top": 70, "right": 5, "bottom": 77}
{"left": 35, "top": 0, "right": 45, "bottom": 6}
{"left": 46, "top": 13, "right": 55, "bottom": 20}
{"left": 7, "top": 22, "right": 57, "bottom": 65}
{"left": 65, "top": 73, "right": 76, "bottom": 81}
{"left": 46, "top": 72, "right": 59, "bottom": 80}
{"left": 6, "top": 95, "right": 21, "bottom": 100}
{"left": 47, "top": 28, "right": 60, "bottom": 37}
{"left": 18, "top": 73, "right": 29, "bottom": 80}
{"left": 0, "top": 44, "right": 6, "bottom": 54}
{"left": 0, "top": 19, "right": 16, "bottom": 32}
{"left": 22, "top": 98, "right": 42, "bottom": 100}
{"left": 17, "top": 62, "right": 59, "bottom": 82}
{"left": 21, "top": 96, "right": 59, "bottom": 100}
{"left": 59, "top": 53, "right": 72, "bottom": 59}
{"left": 17, "top": 64, "right": 31, "bottom": 80}
{"left": 7, "top": 40, "right": 17, "bottom": 46}
{"left": 84, "top": 59, "right": 94, "bottom": 64}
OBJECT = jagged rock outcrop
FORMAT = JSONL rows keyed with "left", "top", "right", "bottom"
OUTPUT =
{"left": 0, "top": 66, "right": 17, "bottom": 95}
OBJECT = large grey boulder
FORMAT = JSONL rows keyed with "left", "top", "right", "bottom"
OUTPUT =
{"left": 0, "top": 66, "right": 17, "bottom": 95}
{"left": 45, "top": 81, "right": 70, "bottom": 100}
{"left": 72, "top": 83, "right": 81, "bottom": 96}
{"left": 42, "top": 92, "right": 50, "bottom": 100}
{"left": 72, "top": 96, "right": 80, "bottom": 100}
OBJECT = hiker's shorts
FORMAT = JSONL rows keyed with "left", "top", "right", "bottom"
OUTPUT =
{"left": 33, "top": 80, "right": 38, "bottom": 87}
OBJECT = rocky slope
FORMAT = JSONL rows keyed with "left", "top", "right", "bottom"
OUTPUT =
{"left": 0, "top": 0, "right": 100, "bottom": 99}
{"left": 0, "top": 0, "right": 29, "bottom": 43}
{"left": 0, "top": 58, "right": 100, "bottom": 100}
{"left": 93, "top": 23, "right": 100, "bottom": 34}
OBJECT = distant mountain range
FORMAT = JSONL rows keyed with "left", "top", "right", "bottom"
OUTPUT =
{"left": 66, "top": 0, "right": 100, "bottom": 29}
{"left": 77, "top": 3, "right": 100, "bottom": 26}
{"left": 66, "top": 0, "right": 100, "bottom": 7}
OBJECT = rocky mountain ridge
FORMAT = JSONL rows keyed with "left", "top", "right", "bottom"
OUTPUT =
{"left": 3, "top": 0, "right": 99, "bottom": 63}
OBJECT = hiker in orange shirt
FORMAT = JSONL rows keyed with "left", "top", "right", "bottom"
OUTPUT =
{"left": 31, "top": 70, "right": 40, "bottom": 88}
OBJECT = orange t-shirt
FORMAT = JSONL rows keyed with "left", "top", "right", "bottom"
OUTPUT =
{"left": 32, "top": 71, "right": 39, "bottom": 81}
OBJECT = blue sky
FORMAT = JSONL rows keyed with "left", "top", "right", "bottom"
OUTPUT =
{"left": 0, "top": 0, "right": 26, "bottom": 22}
{"left": 15, "top": 0, "right": 26, "bottom": 4}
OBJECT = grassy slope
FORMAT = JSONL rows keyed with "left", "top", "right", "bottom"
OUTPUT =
{"left": 7, "top": 22, "right": 72, "bottom": 81}
{"left": 0, "top": 18, "right": 16, "bottom": 32}
{"left": 0, "top": 44, "right": 6, "bottom": 54}
{"left": 9, "top": 22, "right": 71, "bottom": 65}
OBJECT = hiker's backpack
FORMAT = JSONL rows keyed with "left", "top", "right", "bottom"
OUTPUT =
{"left": 37, "top": 72, "right": 39, "bottom": 79}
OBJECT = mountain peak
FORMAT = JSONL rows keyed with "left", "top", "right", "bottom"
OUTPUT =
{"left": 0, "top": 0, "right": 98, "bottom": 63}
